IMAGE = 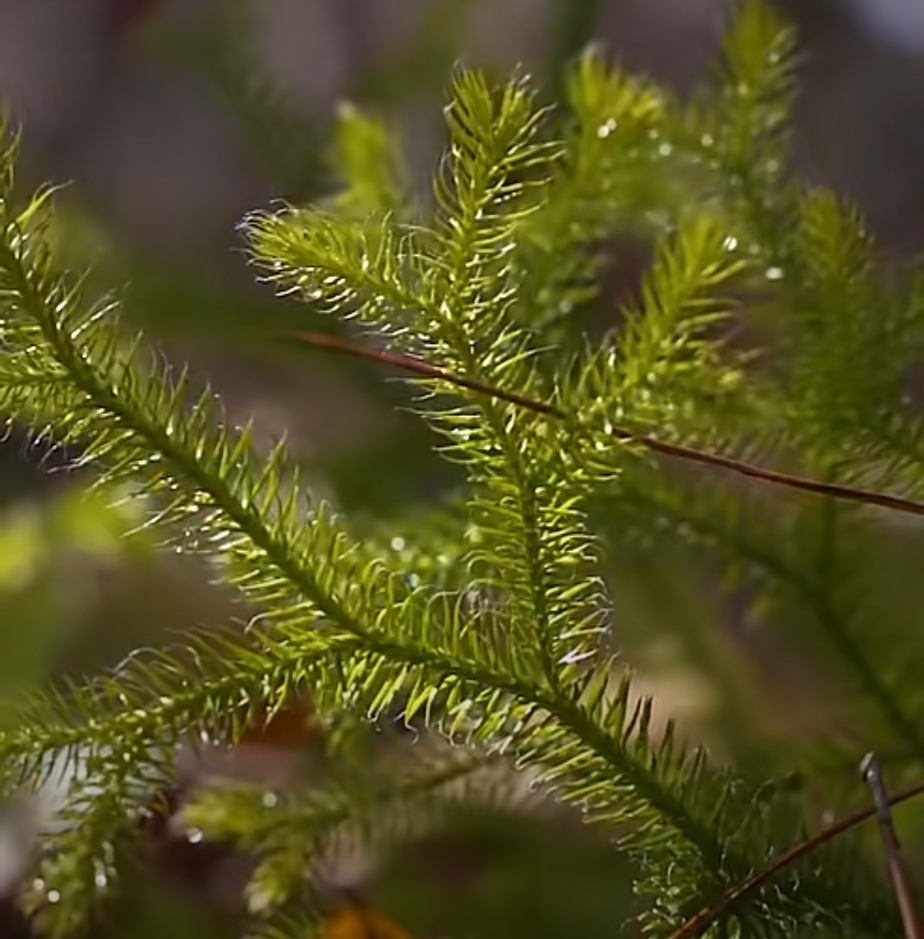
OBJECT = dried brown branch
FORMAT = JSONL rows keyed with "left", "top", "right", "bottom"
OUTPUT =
{"left": 286, "top": 329, "right": 924, "bottom": 520}
{"left": 667, "top": 775, "right": 924, "bottom": 939}
{"left": 861, "top": 754, "right": 924, "bottom": 939}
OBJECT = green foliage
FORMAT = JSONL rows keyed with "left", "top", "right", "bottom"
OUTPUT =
{"left": 3, "top": 3, "right": 924, "bottom": 938}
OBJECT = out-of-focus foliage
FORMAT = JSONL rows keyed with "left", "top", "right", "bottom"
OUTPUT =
{"left": 0, "top": 486, "right": 142, "bottom": 709}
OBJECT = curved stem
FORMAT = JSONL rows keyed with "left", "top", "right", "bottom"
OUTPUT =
{"left": 286, "top": 330, "right": 924, "bottom": 521}
{"left": 667, "top": 775, "right": 924, "bottom": 939}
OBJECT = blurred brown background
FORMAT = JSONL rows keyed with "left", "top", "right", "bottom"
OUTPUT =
{"left": 5, "top": 0, "right": 924, "bottom": 251}
{"left": 4, "top": 0, "right": 924, "bottom": 482}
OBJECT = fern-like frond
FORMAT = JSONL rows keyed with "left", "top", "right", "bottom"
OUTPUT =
{"left": 513, "top": 53, "right": 676, "bottom": 333}
{"left": 249, "top": 209, "right": 435, "bottom": 353}
{"left": 325, "top": 104, "right": 413, "bottom": 221}
{"left": 250, "top": 70, "right": 605, "bottom": 687}
{"left": 246, "top": 51, "right": 909, "bottom": 937}
{"left": 566, "top": 212, "right": 752, "bottom": 444}
{"left": 2, "top": 10, "right": 920, "bottom": 936}
{"left": 701, "top": 0, "right": 797, "bottom": 206}
{"left": 0, "top": 164, "right": 742, "bottom": 935}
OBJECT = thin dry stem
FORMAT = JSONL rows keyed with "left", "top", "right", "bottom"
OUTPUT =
{"left": 286, "top": 330, "right": 924, "bottom": 521}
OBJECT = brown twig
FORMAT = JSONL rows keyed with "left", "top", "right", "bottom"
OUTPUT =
{"left": 286, "top": 330, "right": 924, "bottom": 521}
{"left": 666, "top": 776, "right": 924, "bottom": 939}
{"left": 861, "top": 753, "right": 924, "bottom": 939}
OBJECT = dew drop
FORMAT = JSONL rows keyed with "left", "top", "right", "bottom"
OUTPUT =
{"left": 95, "top": 872, "right": 108, "bottom": 888}
{"left": 597, "top": 118, "right": 617, "bottom": 139}
{"left": 47, "top": 890, "right": 60, "bottom": 904}
{"left": 722, "top": 235, "right": 738, "bottom": 252}
{"left": 657, "top": 142, "right": 673, "bottom": 157}
{"left": 700, "top": 133, "right": 714, "bottom": 148}
{"left": 187, "top": 828, "right": 204, "bottom": 844}
{"left": 262, "top": 792, "right": 279, "bottom": 809}
{"left": 390, "top": 536, "right": 406, "bottom": 552}
{"left": 765, "top": 266, "right": 784, "bottom": 281}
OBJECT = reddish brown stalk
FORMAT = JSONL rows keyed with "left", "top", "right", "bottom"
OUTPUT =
{"left": 667, "top": 776, "right": 924, "bottom": 939}
{"left": 287, "top": 330, "right": 924, "bottom": 520}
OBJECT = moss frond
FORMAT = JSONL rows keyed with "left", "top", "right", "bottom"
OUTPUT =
{"left": 0, "top": 4, "right": 920, "bottom": 938}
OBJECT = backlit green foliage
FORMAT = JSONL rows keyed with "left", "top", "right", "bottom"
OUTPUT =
{"left": 2, "top": 3, "right": 924, "bottom": 937}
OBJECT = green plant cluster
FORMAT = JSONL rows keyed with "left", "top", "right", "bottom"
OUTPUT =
{"left": 1, "top": 3, "right": 924, "bottom": 937}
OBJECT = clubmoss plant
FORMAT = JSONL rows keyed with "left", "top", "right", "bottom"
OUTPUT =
{"left": 1, "top": 3, "right": 924, "bottom": 937}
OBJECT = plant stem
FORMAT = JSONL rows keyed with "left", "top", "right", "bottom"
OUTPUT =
{"left": 667, "top": 774, "right": 924, "bottom": 939}
{"left": 285, "top": 330, "right": 924, "bottom": 521}
{"left": 861, "top": 753, "right": 924, "bottom": 939}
